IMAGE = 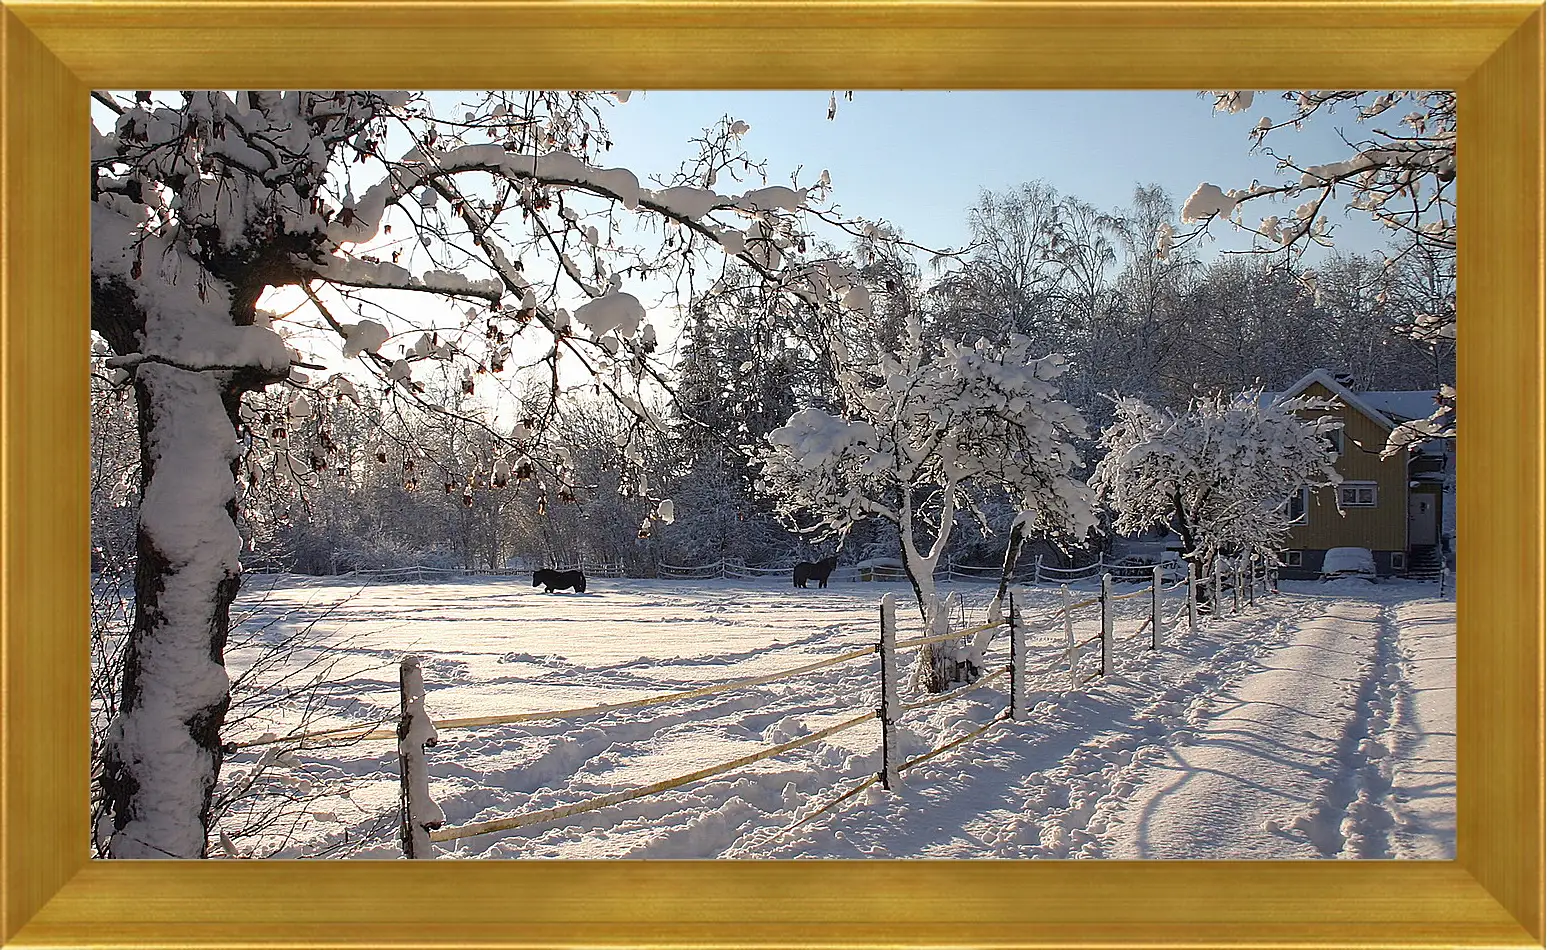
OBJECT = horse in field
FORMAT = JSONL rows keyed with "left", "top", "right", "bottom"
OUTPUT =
{"left": 533, "top": 568, "right": 587, "bottom": 593}
{"left": 793, "top": 556, "right": 838, "bottom": 589}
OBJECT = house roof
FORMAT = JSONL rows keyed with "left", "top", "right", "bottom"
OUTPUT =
{"left": 1266, "top": 368, "right": 1401, "bottom": 432}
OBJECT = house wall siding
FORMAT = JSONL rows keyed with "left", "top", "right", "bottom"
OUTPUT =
{"left": 1286, "top": 382, "right": 1408, "bottom": 553}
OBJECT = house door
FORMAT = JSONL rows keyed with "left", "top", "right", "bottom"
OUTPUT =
{"left": 1408, "top": 493, "right": 1438, "bottom": 546}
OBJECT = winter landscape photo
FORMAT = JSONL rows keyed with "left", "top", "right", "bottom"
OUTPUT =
{"left": 89, "top": 89, "right": 1457, "bottom": 861}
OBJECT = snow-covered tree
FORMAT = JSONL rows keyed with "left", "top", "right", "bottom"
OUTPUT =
{"left": 90, "top": 89, "right": 860, "bottom": 858}
{"left": 760, "top": 312, "right": 1096, "bottom": 691}
{"left": 1089, "top": 391, "right": 1342, "bottom": 571}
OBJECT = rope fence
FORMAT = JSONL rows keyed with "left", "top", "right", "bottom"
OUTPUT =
{"left": 428, "top": 710, "right": 879, "bottom": 843}
{"left": 399, "top": 591, "right": 1054, "bottom": 857}
{"left": 233, "top": 551, "right": 1290, "bottom": 856}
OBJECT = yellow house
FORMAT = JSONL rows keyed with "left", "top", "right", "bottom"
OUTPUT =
{"left": 1269, "top": 369, "right": 1452, "bottom": 578}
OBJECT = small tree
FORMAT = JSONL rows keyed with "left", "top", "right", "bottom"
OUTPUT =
{"left": 1089, "top": 391, "right": 1342, "bottom": 576}
{"left": 760, "top": 313, "right": 1096, "bottom": 691}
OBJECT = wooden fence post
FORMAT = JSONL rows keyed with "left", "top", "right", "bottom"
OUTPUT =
{"left": 878, "top": 594, "right": 901, "bottom": 790}
{"left": 1008, "top": 591, "right": 1027, "bottom": 720}
{"left": 1247, "top": 555, "right": 1256, "bottom": 606}
{"left": 1187, "top": 561, "right": 1199, "bottom": 633}
{"left": 1212, "top": 557, "right": 1223, "bottom": 615}
{"left": 1232, "top": 561, "right": 1242, "bottom": 613}
{"left": 1062, "top": 584, "right": 1076, "bottom": 690}
{"left": 1034, "top": 554, "right": 1043, "bottom": 585}
{"left": 1100, "top": 573, "right": 1114, "bottom": 677}
{"left": 1150, "top": 564, "right": 1163, "bottom": 650}
{"left": 398, "top": 656, "right": 443, "bottom": 859}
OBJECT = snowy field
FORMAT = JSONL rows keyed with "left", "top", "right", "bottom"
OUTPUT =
{"left": 214, "top": 573, "right": 1455, "bottom": 860}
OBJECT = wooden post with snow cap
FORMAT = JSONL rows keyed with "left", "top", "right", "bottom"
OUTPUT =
{"left": 1061, "top": 584, "right": 1076, "bottom": 689}
{"left": 1099, "top": 573, "right": 1114, "bottom": 677}
{"left": 1247, "top": 555, "right": 1257, "bottom": 605}
{"left": 1150, "top": 563, "right": 1163, "bottom": 650}
{"left": 1033, "top": 554, "right": 1043, "bottom": 585}
{"left": 398, "top": 656, "right": 443, "bottom": 859}
{"left": 877, "top": 594, "right": 902, "bottom": 790}
{"left": 1212, "top": 557, "right": 1223, "bottom": 615}
{"left": 1008, "top": 590, "right": 1027, "bottom": 720}
{"left": 1187, "top": 562, "right": 1199, "bottom": 634}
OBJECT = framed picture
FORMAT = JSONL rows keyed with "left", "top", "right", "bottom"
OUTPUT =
{"left": 2, "top": 2, "right": 1541, "bottom": 947}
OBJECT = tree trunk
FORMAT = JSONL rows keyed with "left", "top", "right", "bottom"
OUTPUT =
{"left": 993, "top": 519, "right": 1028, "bottom": 605}
{"left": 99, "top": 366, "right": 249, "bottom": 858}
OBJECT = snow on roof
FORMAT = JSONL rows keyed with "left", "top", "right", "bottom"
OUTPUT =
{"left": 1361, "top": 390, "right": 1442, "bottom": 423}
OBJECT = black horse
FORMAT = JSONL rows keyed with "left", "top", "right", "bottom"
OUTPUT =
{"left": 793, "top": 556, "right": 838, "bottom": 589}
{"left": 533, "top": 568, "right": 587, "bottom": 593}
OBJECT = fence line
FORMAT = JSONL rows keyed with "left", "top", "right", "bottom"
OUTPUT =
{"left": 243, "top": 552, "right": 1294, "bottom": 854}
{"left": 416, "top": 595, "right": 1029, "bottom": 853}
{"left": 244, "top": 551, "right": 1456, "bottom": 594}
{"left": 429, "top": 710, "right": 879, "bottom": 843}
{"left": 228, "top": 643, "right": 879, "bottom": 750}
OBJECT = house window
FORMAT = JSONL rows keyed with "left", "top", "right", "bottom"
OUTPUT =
{"left": 1285, "top": 487, "right": 1310, "bottom": 524}
{"left": 1391, "top": 552, "right": 1407, "bottom": 571}
{"left": 1326, "top": 429, "right": 1345, "bottom": 456}
{"left": 1339, "top": 482, "right": 1378, "bottom": 507}
{"left": 1283, "top": 551, "right": 1303, "bottom": 567}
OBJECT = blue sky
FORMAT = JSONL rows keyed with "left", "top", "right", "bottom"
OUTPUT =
{"left": 594, "top": 90, "right": 1394, "bottom": 261}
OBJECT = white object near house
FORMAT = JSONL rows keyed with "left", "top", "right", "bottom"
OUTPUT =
{"left": 1322, "top": 546, "right": 1378, "bottom": 581}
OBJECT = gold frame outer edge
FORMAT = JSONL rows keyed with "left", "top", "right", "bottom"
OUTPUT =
{"left": 1, "top": 2, "right": 1541, "bottom": 947}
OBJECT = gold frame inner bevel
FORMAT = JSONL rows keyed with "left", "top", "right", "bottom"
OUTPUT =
{"left": 2, "top": 3, "right": 1542, "bottom": 947}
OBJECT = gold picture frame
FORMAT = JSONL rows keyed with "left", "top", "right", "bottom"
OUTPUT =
{"left": 2, "top": 2, "right": 1541, "bottom": 946}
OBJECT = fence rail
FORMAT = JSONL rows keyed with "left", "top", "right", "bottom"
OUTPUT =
{"left": 412, "top": 596, "right": 1026, "bottom": 855}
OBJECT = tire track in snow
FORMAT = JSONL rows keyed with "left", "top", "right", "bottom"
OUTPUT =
{"left": 1097, "top": 592, "right": 1387, "bottom": 858}
{"left": 993, "top": 610, "right": 1306, "bottom": 858}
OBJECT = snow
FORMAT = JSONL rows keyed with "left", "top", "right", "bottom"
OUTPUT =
{"left": 1361, "top": 390, "right": 1441, "bottom": 423}
{"left": 341, "top": 320, "right": 390, "bottom": 359}
{"left": 1180, "top": 183, "right": 1239, "bottom": 223}
{"left": 573, "top": 291, "right": 645, "bottom": 340}
{"left": 1381, "top": 598, "right": 1455, "bottom": 857}
{"left": 212, "top": 574, "right": 1452, "bottom": 860}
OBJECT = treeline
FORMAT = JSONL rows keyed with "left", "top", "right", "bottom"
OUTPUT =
{"left": 90, "top": 182, "right": 1451, "bottom": 576}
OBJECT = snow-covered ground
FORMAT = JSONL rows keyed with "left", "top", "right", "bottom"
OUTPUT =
{"left": 213, "top": 573, "right": 1454, "bottom": 860}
